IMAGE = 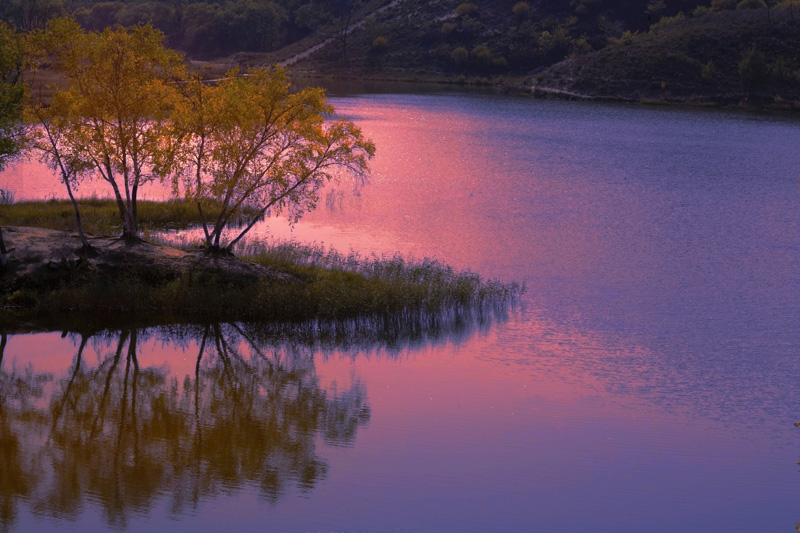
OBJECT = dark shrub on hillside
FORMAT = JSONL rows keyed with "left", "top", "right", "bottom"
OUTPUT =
{"left": 738, "top": 47, "right": 768, "bottom": 85}
{"left": 456, "top": 3, "right": 479, "bottom": 17}
{"left": 736, "top": 0, "right": 767, "bottom": 8}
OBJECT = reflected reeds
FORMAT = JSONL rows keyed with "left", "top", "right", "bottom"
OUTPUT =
{"left": 158, "top": 301, "right": 514, "bottom": 357}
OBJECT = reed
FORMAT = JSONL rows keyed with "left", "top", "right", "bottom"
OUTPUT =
{"left": 0, "top": 189, "right": 14, "bottom": 205}
{"left": 1, "top": 237, "right": 523, "bottom": 329}
{"left": 237, "top": 239, "right": 521, "bottom": 312}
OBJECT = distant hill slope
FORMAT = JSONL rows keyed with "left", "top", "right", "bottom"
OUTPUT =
{"left": 4, "top": 0, "right": 799, "bottom": 108}
{"left": 268, "top": 0, "right": 692, "bottom": 73}
{"left": 277, "top": 1, "right": 800, "bottom": 107}
{"left": 531, "top": 9, "right": 800, "bottom": 107}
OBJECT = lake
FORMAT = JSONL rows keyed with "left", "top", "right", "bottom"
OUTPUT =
{"left": 1, "top": 93, "right": 798, "bottom": 532}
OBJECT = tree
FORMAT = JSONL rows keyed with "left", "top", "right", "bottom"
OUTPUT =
{"left": 179, "top": 2, "right": 226, "bottom": 56}
{"left": 40, "top": 18, "right": 185, "bottom": 241}
{"left": 738, "top": 46, "right": 768, "bottom": 87}
{"left": 238, "top": 0, "right": 288, "bottom": 52}
{"left": 736, "top": 0, "right": 767, "bottom": 8}
{"left": 512, "top": 2, "right": 532, "bottom": 20}
{"left": 0, "top": 21, "right": 24, "bottom": 267}
{"left": 451, "top": 46, "right": 469, "bottom": 65}
{"left": 0, "top": 21, "right": 23, "bottom": 172}
{"left": 22, "top": 30, "right": 94, "bottom": 249}
{"left": 0, "top": 325, "right": 370, "bottom": 526}
{"left": 0, "top": 0, "right": 66, "bottom": 32}
{"left": 455, "top": 3, "right": 480, "bottom": 17}
{"left": 174, "top": 67, "right": 374, "bottom": 253}
{"left": 24, "top": 107, "right": 95, "bottom": 249}
{"left": 323, "top": 0, "right": 364, "bottom": 61}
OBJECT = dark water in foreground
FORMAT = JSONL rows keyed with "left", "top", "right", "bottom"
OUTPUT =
{"left": 1, "top": 95, "right": 799, "bottom": 532}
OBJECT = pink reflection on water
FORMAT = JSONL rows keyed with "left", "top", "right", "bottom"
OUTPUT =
{"left": 0, "top": 160, "right": 173, "bottom": 201}
{"left": 1, "top": 310, "right": 796, "bottom": 531}
{"left": 1, "top": 93, "right": 797, "bottom": 530}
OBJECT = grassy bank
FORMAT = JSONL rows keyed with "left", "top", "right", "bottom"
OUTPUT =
{"left": 0, "top": 197, "right": 261, "bottom": 236}
{"left": 0, "top": 228, "right": 522, "bottom": 330}
{"left": 237, "top": 240, "right": 521, "bottom": 318}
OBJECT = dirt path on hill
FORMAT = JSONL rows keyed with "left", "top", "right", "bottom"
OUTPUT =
{"left": 279, "top": 0, "right": 407, "bottom": 67}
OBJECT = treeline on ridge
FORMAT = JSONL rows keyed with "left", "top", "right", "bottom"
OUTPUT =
{"left": 1, "top": 0, "right": 799, "bottom": 101}
{"left": 0, "top": 0, "right": 792, "bottom": 64}
{"left": 0, "top": 0, "right": 382, "bottom": 58}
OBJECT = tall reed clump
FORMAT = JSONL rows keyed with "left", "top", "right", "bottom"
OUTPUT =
{"left": 236, "top": 240, "right": 523, "bottom": 319}
{"left": 0, "top": 188, "right": 14, "bottom": 205}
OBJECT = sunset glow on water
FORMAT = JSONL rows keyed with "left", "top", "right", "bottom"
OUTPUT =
{"left": 1, "top": 94, "right": 798, "bottom": 532}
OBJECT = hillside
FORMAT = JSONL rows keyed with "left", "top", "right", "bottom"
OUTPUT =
{"left": 1, "top": 0, "right": 718, "bottom": 77}
{"left": 3, "top": 0, "right": 800, "bottom": 108}
{"left": 267, "top": 0, "right": 800, "bottom": 107}
{"left": 531, "top": 8, "right": 800, "bottom": 107}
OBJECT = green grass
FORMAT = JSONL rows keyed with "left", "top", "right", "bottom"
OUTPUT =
{"left": 238, "top": 240, "right": 521, "bottom": 317}
{"left": 0, "top": 197, "right": 261, "bottom": 236}
{"left": 1, "top": 193, "right": 522, "bottom": 329}
{"left": 0, "top": 238, "right": 523, "bottom": 330}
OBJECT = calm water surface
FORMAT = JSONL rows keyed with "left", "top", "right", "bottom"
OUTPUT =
{"left": 1, "top": 95, "right": 798, "bottom": 532}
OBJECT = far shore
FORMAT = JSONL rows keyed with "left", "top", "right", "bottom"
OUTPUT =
{"left": 27, "top": 57, "right": 799, "bottom": 113}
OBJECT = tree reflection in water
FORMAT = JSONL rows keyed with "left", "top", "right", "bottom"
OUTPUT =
{"left": 0, "top": 332, "right": 49, "bottom": 531}
{"left": 0, "top": 305, "right": 507, "bottom": 529}
{"left": 0, "top": 325, "right": 374, "bottom": 530}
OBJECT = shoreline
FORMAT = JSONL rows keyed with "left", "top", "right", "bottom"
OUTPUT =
{"left": 0, "top": 225, "right": 521, "bottom": 333}
{"left": 286, "top": 69, "right": 800, "bottom": 112}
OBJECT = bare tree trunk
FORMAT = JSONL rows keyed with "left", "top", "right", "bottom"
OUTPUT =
{"left": 50, "top": 140, "right": 91, "bottom": 248}
{"left": 213, "top": 224, "right": 223, "bottom": 249}
{"left": 194, "top": 325, "right": 208, "bottom": 451}
{"left": 62, "top": 173, "right": 91, "bottom": 249}
{"left": 225, "top": 204, "right": 270, "bottom": 252}
{"left": 101, "top": 158, "right": 138, "bottom": 240}
{"left": 113, "top": 193, "right": 137, "bottom": 241}
{"left": 0, "top": 332, "right": 6, "bottom": 366}
{"left": 211, "top": 199, "right": 233, "bottom": 250}
{"left": 0, "top": 226, "right": 8, "bottom": 266}
{"left": 131, "top": 171, "right": 140, "bottom": 236}
{"left": 196, "top": 201, "right": 211, "bottom": 243}
{"left": 127, "top": 208, "right": 138, "bottom": 241}
{"left": 90, "top": 330, "right": 128, "bottom": 439}
{"left": 112, "top": 190, "right": 137, "bottom": 242}
{"left": 224, "top": 172, "right": 315, "bottom": 252}
{"left": 51, "top": 335, "right": 88, "bottom": 433}
{"left": 338, "top": 15, "right": 352, "bottom": 60}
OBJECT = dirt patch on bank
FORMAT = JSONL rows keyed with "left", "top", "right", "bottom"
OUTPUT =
{"left": 0, "top": 226, "right": 300, "bottom": 293}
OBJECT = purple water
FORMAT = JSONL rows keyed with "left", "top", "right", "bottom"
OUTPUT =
{"left": 1, "top": 94, "right": 798, "bottom": 532}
